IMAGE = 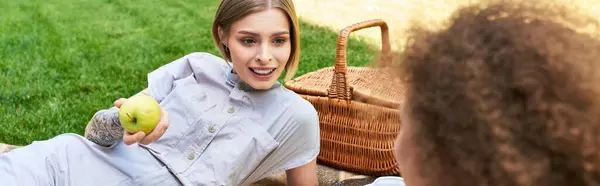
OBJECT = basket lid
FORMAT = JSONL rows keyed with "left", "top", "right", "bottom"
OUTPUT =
{"left": 285, "top": 66, "right": 404, "bottom": 109}
{"left": 285, "top": 19, "right": 404, "bottom": 109}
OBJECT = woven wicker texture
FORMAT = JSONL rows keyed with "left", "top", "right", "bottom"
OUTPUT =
{"left": 285, "top": 19, "right": 403, "bottom": 176}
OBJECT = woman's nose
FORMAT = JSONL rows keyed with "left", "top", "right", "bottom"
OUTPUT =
{"left": 256, "top": 44, "right": 273, "bottom": 63}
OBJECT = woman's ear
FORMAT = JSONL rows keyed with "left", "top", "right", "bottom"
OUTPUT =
{"left": 218, "top": 26, "right": 227, "bottom": 46}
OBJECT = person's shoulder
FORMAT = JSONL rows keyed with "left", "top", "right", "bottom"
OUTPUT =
{"left": 184, "top": 52, "right": 227, "bottom": 67}
{"left": 183, "top": 52, "right": 225, "bottom": 63}
{"left": 157, "top": 52, "right": 227, "bottom": 73}
{"left": 180, "top": 52, "right": 230, "bottom": 76}
{"left": 279, "top": 88, "right": 319, "bottom": 127}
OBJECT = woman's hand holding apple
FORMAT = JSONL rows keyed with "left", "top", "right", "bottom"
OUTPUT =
{"left": 114, "top": 98, "right": 170, "bottom": 145}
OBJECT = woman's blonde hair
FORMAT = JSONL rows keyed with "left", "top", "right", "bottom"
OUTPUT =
{"left": 212, "top": 0, "right": 301, "bottom": 81}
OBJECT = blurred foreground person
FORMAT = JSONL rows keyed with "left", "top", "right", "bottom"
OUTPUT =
{"left": 393, "top": 1, "right": 600, "bottom": 186}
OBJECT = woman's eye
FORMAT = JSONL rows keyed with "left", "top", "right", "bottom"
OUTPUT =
{"left": 273, "top": 38, "right": 287, "bottom": 45}
{"left": 242, "top": 39, "right": 255, "bottom": 44}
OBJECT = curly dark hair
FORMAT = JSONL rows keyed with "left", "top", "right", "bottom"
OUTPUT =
{"left": 396, "top": 1, "right": 600, "bottom": 186}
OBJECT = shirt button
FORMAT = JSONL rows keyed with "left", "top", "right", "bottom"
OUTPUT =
{"left": 187, "top": 152, "right": 195, "bottom": 160}
{"left": 227, "top": 107, "right": 235, "bottom": 114}
{"left": 208, "top": 126, "right": 216, "bottom": 133}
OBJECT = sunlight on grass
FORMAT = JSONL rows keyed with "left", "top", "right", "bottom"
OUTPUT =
{"left": 296, "top": 0, "right": 600, "bottom": 50}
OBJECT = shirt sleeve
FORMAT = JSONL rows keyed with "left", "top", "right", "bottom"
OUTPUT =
{"left": 244, "top": 99, "right": 321, "bottom": 184}
{"left": 147, "top": 54, "right": 195, "bottom": 103}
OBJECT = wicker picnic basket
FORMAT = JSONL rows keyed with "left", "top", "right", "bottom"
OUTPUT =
{"left": 285, "top": 19, "right": 404, "bottom": 176}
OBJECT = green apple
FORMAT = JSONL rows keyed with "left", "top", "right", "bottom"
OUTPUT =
{"left": 118, "top": 95, "right": 161, "bottom": 135}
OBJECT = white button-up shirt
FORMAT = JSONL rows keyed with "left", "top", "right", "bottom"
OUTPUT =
{"left": 144, "top": 52, "right": 321, "bottom": 185}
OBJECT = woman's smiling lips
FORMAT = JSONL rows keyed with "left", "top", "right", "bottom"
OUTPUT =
{"left": 249, "top": 67, "right": 277, "bottom": 80}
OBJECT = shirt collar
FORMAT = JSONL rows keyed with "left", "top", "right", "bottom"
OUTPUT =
{"left": 224, "top": 65, "right": 284, "bottom": 113}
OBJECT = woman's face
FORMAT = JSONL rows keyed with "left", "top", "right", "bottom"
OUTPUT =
{"left": 221, "top": 8, "right": 291, "bottom": 90}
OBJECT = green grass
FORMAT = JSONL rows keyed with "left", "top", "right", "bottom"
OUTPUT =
{"left": 0, "top": 0, "right": 377, "bottom": 146}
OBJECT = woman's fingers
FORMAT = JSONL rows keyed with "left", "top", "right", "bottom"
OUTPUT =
{"left": 113, "top": 98, "right": 127, "bottom": 108}
{"left": 123, "top": 131, "right": 146, "bottom": 145}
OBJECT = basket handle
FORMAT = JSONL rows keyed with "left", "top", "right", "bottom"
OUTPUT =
{"left": 328, "top": 19, "right": 393, "bottom": 100}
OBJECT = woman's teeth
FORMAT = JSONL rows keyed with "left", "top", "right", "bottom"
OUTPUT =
{"left": 250, "top": 68, "right": 275, "bottom": 75}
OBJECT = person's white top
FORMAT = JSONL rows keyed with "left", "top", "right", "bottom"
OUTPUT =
{"left": 144, "top": 52, "right": 321, "bottom": 185}
{"left": 365, "top": 176, "right": 406, "bottom": 186}
{"left": 0, "top": 52, "right": 320, "bottom": 186}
